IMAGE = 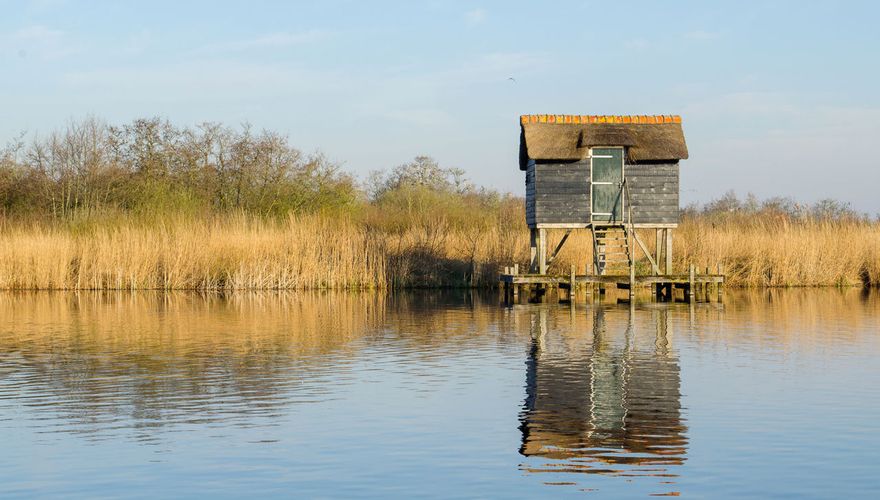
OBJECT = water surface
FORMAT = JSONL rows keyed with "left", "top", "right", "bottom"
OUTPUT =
{"left": 1, "top": 290, "right": 879, "bottom": 498}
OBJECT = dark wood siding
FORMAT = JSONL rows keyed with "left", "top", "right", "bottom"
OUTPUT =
{"left": 529, "top": 161, "right": 590, "bottom": 227}
{"left": 625, "top": 162, "right": 680, "bottom": 225}
{"left": 524, "top": 159, "right": 679, "bottom": 227}
{"left": 525, "top": 163, "right": 536, "bottom": 226}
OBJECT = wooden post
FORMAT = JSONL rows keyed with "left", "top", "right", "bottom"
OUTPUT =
{"left": 688, "top": 264, "right": 695, "bottom": 302}
{"left": 655, "top": 228, "right": 662, "bottom": 276}
{"left": 506, "top": 266, "right": 510, "bottom": 303}
{"left": 629, "top": 256, "right": 635, "bottom": 300}
{"left": 585, "top": 262, "right": 593, "bottom": 300}
{"left": 513, "top": 263, "right": 519, "bottom": 276}
{"left": 529, "top": 229, "right": 538, "bottom": 273}
{"left": 717, "top": 262, "right": 724, "bottom": 302}
{"left": 665, "top": 228, "right": 673, "bottom": 275}
{"left": 569, "top": 264, "right": 576, "bottom": 302}
{"left": 705, "top": 265, "right": 712, "bottom": 302}
{"left": 538, "top": 228, "right": 547, "bottom": 275}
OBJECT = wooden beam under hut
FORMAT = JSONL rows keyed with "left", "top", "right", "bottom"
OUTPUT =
{"left": 500, "top": 265, "right": 724, "bottom": 305}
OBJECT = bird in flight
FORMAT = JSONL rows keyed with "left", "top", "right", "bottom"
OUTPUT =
{"left": 507, "top": 77, "right": 516, "bottom": 83}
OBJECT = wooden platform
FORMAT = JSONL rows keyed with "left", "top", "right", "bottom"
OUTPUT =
{"left": 499, "top": 273, "right": 723, "bottom": 286}
{"left": 498, "top": 269, "right": 724, "bottom": 304}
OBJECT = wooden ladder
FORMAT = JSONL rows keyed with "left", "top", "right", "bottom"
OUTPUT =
{"left": 591, "top": 225, "right": 632, "bottom": 275}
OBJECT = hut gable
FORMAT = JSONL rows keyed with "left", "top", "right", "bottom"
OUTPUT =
{"left": 519, "top": 115, "right": 688, "bottom": 170}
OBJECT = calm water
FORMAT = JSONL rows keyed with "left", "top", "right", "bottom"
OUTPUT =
{"left": 1, "top": 290, "right": 879, "bottom": 498}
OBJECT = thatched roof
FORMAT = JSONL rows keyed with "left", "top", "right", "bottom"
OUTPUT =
{"left": 519, "top": 115, "right": 688, "bottom": 170}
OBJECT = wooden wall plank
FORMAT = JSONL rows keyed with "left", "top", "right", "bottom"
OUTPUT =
{"left": 626, "top": 162, "right": 680, "bottom": 225}
{"left": 533, "top": 162, "right": 591, "bottom": 225}
{"left": 525, "top": 160, "right": 681, "bottom": 227}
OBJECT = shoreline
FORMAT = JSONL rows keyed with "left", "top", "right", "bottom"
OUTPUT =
{"left": 0, "top": 282, "right": 874, "bottom": 291}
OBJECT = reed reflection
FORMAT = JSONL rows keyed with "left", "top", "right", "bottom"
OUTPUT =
{"left": 519, "top": 306, "right": 687, "bottom": 481}
{"left": 0, "top": 291, "right": 386, "bottom": 438}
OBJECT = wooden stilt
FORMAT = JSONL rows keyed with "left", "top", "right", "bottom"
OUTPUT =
{"left": 688, "top": 264, "right": 695, "bottom": 302}
{"left": 629, "top": 255, "right": 635, "bottom": 300}
{"left": 655, "top": 228, "right": 662, "bottom": 276}
{"left": 665, "top": 228, "right": 673, "bottom": 275}
{"left": 585, "top": 262, "right": 593, "bottom": 300}
{"left": 538, "top": 228, "right": 548, "bottom": 275}
{"left": 705, "top": 265, "right": 711, "bottom": 302}
{"left": 529, "top": 229, "right": 538, "bottom": 273}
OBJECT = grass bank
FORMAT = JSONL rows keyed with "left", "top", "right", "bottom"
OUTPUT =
{"left": 0, "top": 213, "right": 877, "bottom": 290}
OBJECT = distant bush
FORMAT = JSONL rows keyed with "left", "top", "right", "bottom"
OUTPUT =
{"left": 683, "top": 190, "right": 869, "bottom": 224}
{"left": 364, "top": 155, "right": 521, "bottom": 233}
{"left": 0, "top": 117, "right": 358, "bottom": 221}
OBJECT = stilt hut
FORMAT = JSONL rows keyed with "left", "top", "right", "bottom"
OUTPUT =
{"left": 519, "top": 114, "right": 688, "bottom": 277}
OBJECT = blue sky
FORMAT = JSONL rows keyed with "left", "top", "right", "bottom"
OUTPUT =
{"left": 2, "top": 0, "right": 879, "bottom": 211}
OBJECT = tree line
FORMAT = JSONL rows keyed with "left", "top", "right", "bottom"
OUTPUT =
{"left": 1, "top": 117, "right": 869, "bottom": 227}
{"left": 0, "top": 117, "right": 360, "bottom": 219}
{"left": 0, "top": 117, "right": 522, "bottom": 231}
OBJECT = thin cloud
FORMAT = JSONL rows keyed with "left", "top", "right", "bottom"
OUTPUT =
{"left": 1, "top": 24, "right": 78, "bottom": 59}
{"left": 190, "top": 30, "right": 328, "bottom": 55}
{"left": 11, "top": 25, "right": 64, "bottom": 41}
{"left": 464, "top": 8, "right": 487, "bottom": 25}
{"left": 624, "top": 38, "right": 650, "bottom": 50}
{"left": 60, "top": 60, "right": 351, "bottom": 102}
{"left": 684, "top": 30, "right": 720, "bottom": 40}
{"left": 24, "top": 0, "right": 69, "bottom": 13}
{"left": 108, "top": 29, "right": 154, "bottom": 57}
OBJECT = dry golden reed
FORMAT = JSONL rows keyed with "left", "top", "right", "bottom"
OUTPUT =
{"left": 0, "top": 214, "right": 877, "bottom": 289}
{"left": 0, "top": 215, "right": 385, "bottom": 290}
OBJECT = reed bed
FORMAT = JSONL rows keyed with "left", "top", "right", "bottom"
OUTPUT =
{"left": 0, "top": 215, "right": 386, "bottom": 290}
{"left": 0, "top": 214, "right": 877, "bottom": 289}
{"left": 676, "top": 218, "right": 880, "bottom": 287}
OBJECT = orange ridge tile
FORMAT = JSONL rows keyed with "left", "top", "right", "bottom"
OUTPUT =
{"left": 519, "top": 114, "right": 682, "bottom": 124}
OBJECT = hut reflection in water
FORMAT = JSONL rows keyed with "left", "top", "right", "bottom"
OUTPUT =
{"left": 519, "top": 306, "right": 687, "bottom": 478}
